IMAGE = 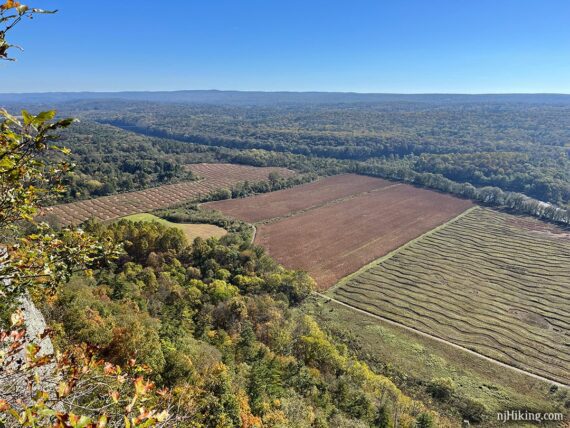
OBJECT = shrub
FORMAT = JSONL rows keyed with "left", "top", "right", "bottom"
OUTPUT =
{"left": 427, "top": 377, "right": 456, "bottom": 401}
{"left": 415, "top": 412, "right": 434, "bottom": 428}
{"left": 459, "top": 397, "right": 487, "bottom": 423}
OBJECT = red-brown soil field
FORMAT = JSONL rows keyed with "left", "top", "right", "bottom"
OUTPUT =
{"left": 41, "top": 163, "right": 294, "bottom": 225}
{"left": 206, "top": 174, "right": 473, "bottom": 289}
{"left": 204, "top": 174, "right": 396, "bottom": 223}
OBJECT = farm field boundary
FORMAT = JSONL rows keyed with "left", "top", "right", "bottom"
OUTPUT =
{"left": 41, "top": 163, "right": 294, "bottom": 225}
{"left": 330, "top": 207, "right": 570, "bottom": 385}
{"left": 313, "top": 293, "right": 569, "bottom": 389}
{"left": 206, "top": 173, "right": 474, "bottom": 289}
{"left": 326, "top": 206, "right": 479, "bottom": 294}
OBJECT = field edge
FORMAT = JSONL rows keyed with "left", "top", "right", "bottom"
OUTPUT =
{"left": 325, "top": 205, "right": 480, "bottom": 295}
{"left": 302, "top": 295, "right": 569, "bottom": 426}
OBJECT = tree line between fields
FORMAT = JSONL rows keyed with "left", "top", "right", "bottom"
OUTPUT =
{"left": 24, "top": 101, "right": 560, "bottom": 224}
{"left": 84, "top": 101, "right": 570, "bottom": 206}
{"left": 44, "top": 114, "right": 570, "bottom": 227}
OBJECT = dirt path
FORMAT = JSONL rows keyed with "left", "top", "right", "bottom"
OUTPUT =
{"left": 313, "top": 292, "right": 570, "bottom": 389}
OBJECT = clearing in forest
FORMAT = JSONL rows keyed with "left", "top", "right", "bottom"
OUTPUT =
{"left": 40, "top": 163, "right": 294, "bottom": 225}
{"left": 121, "top": 213, "right": 226, "bottom": 241}
{"left": 205, "top": 174, "right": 473, "bottom": 289}
{"left": 330, "top": 207, "right": 570, "bottom": 385}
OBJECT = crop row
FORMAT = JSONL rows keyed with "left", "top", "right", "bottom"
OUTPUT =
{"left": 41, "top": 163, "right": 294, "bottom": 225}
{"left": 332, "top": 208, "right": 570, "bottom": 384}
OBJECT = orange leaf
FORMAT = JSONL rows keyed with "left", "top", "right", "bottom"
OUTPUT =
{"left": 103, "top": 362, "right": 116, "bottom": 375}
{"left": 0, "top": 399, "right": 10, "bottom": 411}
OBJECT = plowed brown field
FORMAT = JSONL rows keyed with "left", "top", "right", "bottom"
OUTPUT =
{"left": 204, "top": 174, "right": 395, "bottom": 222}
{"left": 205, "top": 174, "right": 473, "bottom": 289}
{"left": 41, "top": 163, "right": 294, "bottom": 225}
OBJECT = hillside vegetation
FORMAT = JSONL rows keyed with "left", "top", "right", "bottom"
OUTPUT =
{"left": 41, "top": 220, "right": 442, "bottom": 427}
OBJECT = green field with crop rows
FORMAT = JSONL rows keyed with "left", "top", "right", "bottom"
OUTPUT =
{"left": 331, "top": 208, "right": 570, "bottom": 384}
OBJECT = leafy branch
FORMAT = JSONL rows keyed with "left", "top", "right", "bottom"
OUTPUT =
{"left": 0, "top": 1, "right": 56, "bottom": 61}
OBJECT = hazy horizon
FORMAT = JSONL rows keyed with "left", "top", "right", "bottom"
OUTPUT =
{"left": 2, "top": 89, "right": 570, "bottom": 95}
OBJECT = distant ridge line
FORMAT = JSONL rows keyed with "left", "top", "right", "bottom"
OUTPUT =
{"left": 1, "top": 90, "right": 570, "bottom": 106}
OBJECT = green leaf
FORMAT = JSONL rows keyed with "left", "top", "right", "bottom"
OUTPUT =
{"left": 21, "top": 110, "right": 33, "bottom": 125}
{"left": 75, "top": 415, "right": 93, "bottom": 428}
{"left": 57, "top": 117, "right": 78, "bottom": 127}
{"left": 0, "top": 108, "right": 19, "bottom": 124}
{"left": 37, "top": 408, "right": 57, "bottom": 417}
{"left": 0, "top": 156, "right": 15, "bottom": 170}
{"left": 35, "top": 110, "right": 56, "bottom": 123}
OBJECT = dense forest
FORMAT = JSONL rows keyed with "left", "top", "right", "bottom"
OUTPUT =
{"left": 46, "top": 100, "right": 570, "bottom": 207}
{"left": 39, "top": 220, "right": 443, "bottom": 427}
{"left": 54, "top": 122, "right": 215, "bottom": 201}
{"left": 43, "top": 120, "right": 323, "bottom": 204}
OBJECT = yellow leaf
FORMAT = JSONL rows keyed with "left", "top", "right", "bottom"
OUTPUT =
{"left": 155, "top": 410, "right": 169, "bottom": 422}
{"left": 57, "top": 381, "right": 70, "bottom": 398}
{"left": 97, "top": 414, "right": 108, "bottom": 428}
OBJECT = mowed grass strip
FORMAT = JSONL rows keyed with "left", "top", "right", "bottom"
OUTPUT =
{"left": 331, "top": 207, "right": 570, "bottom": 384}
{"left": 121, "top": 213, "right": 226, "bottom": 242}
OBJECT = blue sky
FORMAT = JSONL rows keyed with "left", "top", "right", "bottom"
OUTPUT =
{"left": 1, "top": 0, "right": 569, "bottom": 93}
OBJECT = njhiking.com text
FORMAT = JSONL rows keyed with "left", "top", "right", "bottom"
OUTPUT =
{"left": 497, "top": 410, "right": 564, "bottom": 424}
